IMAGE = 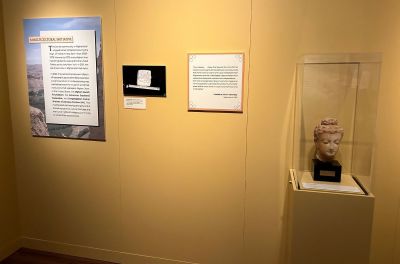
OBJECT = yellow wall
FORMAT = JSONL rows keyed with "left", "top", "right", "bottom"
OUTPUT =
{"left": 2, "top": 0, "right": 122, "bottom": 259}
{"left": 368, "top": 1, "right": 400, "bottom": 263}
{"left": 115, "top": 1, "right": 249, "bottom": 263}
{"left": 2, "top": 0, "right": 400, "bottom": 263}
{"left": 0, "top": 0, "right": 19, "bottom": 260}
{"left": 246, "top": 1, "right": 379, "bottom": 263}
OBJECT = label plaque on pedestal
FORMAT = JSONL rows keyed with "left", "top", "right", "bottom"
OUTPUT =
{"left": 312, "top": 159, "right": 342, "bottom": 182}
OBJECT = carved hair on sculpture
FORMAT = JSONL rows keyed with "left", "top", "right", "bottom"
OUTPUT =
{"left": 313, "top": 118, "right": 344, "bottom": 162}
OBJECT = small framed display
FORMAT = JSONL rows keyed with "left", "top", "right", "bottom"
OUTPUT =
{"left": 123, "top": 65, "right": 166, "bottom": 97}
{"left": 188, "top": 53, "right": 244, "bottom": 112}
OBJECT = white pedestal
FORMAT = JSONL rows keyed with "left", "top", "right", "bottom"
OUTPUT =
{"left": 287, "top": 169, "right": 374, "bottom": 264}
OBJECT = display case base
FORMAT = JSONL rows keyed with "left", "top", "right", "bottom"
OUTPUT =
{"left": 288, "top": 169, "right": 374, "bottom": 264}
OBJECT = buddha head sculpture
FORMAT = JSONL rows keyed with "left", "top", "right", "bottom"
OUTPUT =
{"left": 313, "top": 118, "right": 344, "bottom": 162}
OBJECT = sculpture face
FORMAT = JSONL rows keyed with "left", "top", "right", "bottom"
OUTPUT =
{"left": 315, "top": 132, "right": 342, "bottom": 162}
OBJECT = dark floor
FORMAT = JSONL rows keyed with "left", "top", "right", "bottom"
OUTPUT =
{"left": 0, "top": 248, "right": 118, "bottom": 264}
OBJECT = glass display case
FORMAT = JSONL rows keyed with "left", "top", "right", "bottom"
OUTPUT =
{"left": 292, "top": 53, "right": 381, "bottom": 190}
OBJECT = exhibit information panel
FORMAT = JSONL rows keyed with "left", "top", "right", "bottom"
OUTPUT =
{"left": 24, "top": 17, "right": 105, "bottom": 140}
{"left": 188, "top": 53, "right": 244, "bottom": 112}
{"left": 39, "top": 30, "right": 98, "bottom": 126}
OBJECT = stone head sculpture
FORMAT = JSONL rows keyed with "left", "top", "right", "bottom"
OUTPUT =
{"left": 313, "top": 118, "right": 344, "bottom": 162}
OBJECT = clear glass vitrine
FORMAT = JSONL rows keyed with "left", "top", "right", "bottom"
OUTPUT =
{"left": 293, "top": 53, "right": 381, "bottom": 189}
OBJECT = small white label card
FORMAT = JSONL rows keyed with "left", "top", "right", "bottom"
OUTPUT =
{"left": 124, "top": 97, "right": 146, "bottom": 109}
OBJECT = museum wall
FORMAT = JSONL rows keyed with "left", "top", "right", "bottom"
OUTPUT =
{"left": 246, "top": 1, "right": 381, "bottom": 263}
{"left": 114, "top": 0, "right": 249, "bottom": 263}
{"left": 0, "top": 0, "right": 20, "bottom": 261}
{"left": 367, "top": 1, "right": 400, "bottom": 263}
{"left": 2, "top": 0, "right": 400, "bottom": 264}
{"left": 1, "top": 0, "right": 122, "bottom": 260}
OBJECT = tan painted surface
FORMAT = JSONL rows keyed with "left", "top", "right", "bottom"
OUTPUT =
{"left": 288, "top": 170, "right": 374, "bottom": 264}
{"left": 0, "top": 0, "right": 19, "bottom": 260}
{"left": 245, "top": 1, "right": 380, "bottom": 263}
{"left": 114, "top": 0, "right": 249, "bottom": 263}
{"left": 2, "top": 0, "right": 400, "bottom": 263}
{"left": 368, "top": 1, "right": 400, "bottom": 263}
{"left": 2, "top": 0, "right": 121, "bottom": 254}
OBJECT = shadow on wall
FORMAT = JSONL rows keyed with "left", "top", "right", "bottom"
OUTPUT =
{"left": 278, "top": 70, "right": 297, "bottom": 264}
